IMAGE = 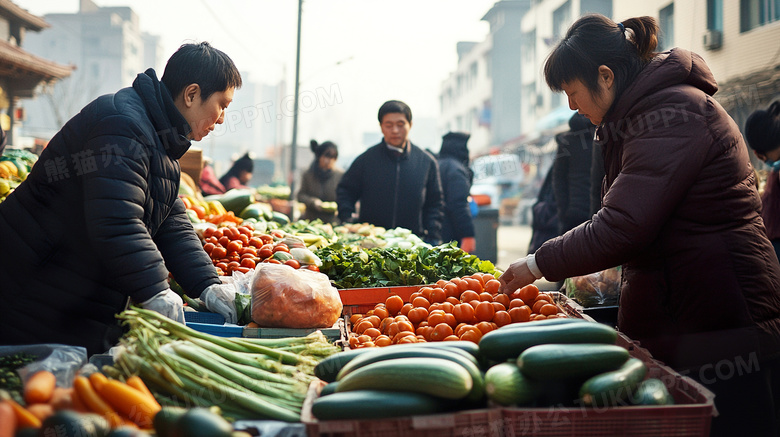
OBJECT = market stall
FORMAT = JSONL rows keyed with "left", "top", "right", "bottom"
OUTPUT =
{"left": 0, "top": 189, "right": 716, "bottom": 436}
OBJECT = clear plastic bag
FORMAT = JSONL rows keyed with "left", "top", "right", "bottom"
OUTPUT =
{"left": 250, "top": 263, "right": 343, "bottom": 328}
{"left": 0, "top": 344, "right": 88, "bottom": 389}
{"left": 565, "top": 266, "right": 621, "bottom": 307}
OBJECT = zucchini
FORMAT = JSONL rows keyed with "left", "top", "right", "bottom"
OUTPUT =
{"left": 336, "top": 346, "right": 484, "bottom": 402}
{"left": 484, "top": 362, "right": 537, "bottom": 406}
{"left": 311, "top": 390, "right": 451, "bottom": 420}
{"left": 313, "top": 348, "right": 374, "bottom": 383}
{"left": 632, "top": 378, "right": 674, "bottom": 406}
{"left": 498, "top": 317, "right": 587, "bottom": 329}
{"left": 271, "top": 211, "right": 290, "bottom": 225}
{"left": 319, "top": 381, "right": 339, "bottom": 397}
{"left": 479, "top": 321, "right": 618, "bottom": 362}
{"left": 336, "top": 357, "right": 473, "bottom": 400}
{"left": 204, "top": 189, "right": 255, "bottom": 215}
{"left": 392, "top": 340, "right": 482, "bottom": 360}
{"left": 579, "top": 357, "right": 647, "bottom": 407}
{"left": 517, "top": 343, "right": 629, "bottom": 380}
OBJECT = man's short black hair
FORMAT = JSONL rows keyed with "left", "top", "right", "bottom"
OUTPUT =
{"left": 161, "top": 42, "right": 242, "bottom": 101}
{"left": 378, "top": 100, "right": 412, "bottom": 124}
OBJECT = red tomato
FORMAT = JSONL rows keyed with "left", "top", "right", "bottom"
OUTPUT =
{"left": 211, "top": 246, "right": 227, "bottom": 259}
{"left": 241, "top": 258, "right": 256, "bottom": 269}
{"left": 237, "top": 226, "right": 253, "bottom": 237}
{"left": 305, "top": 264, "right": 320, "bottom": 272}
{"left": 238, "top": 234, "right": 249, "bottom": 245}
{"left": 249, "top": 237, "right": 263, "bottom": 248}
{"left": 271, "top": 230, "right": 285, "bottom": 239}
{"left": 218, "top": 236, "right": 230, "bottom": 247}
{"left": 268, "top": 259, "right": 282, "bottom": 264}
{"left": 284, "top": 259, "right": 301, "bottom": 269}
{"left": 258, "top": 244, "right": 274, "bottom": 259}
{"left": 227, "top": 240, "right": 243, "bottom": 254}
{"left": 202, "top": 242, "right": 215, "bottom": 255}
{"left": 273, "top": 243, "right": 289, "bottom": 253}
{"left": 259, "top": 234, "right": 274, "bottom": 245}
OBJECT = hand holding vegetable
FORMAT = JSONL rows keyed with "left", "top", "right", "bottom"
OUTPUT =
{"left": 138, "top": 288, "right": 185, "bottom": 323}
{"left": 201, "top": 283, "right": 238, "bottom": 324}
{"left": 499, "top": 256, "right": 537, "bottom": 295}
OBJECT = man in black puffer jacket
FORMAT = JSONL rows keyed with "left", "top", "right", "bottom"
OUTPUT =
{"left": 0, "top": 42, "right": 242, "bottom": 355}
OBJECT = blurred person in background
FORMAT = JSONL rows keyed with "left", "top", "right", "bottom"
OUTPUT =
{"left": 337, "top": 100, "right": 444, "bottom": 244}
{"left": 298, "top": 139, "right": 343, "bottom": 223}
{"left": 745, "top": 100, "right": 780, "bottom": 261}
{"left": 219, "top": 152, "right": 254, "bottom": 190}
{"left": 0, "top": 42, "right": 243, "bottom": 355}
{"left": 498, "top": 15, "right": 780, "bottom": 435}
{"left": 552, "top": 112, "right": 597, "bottom": 235}
{"left": 437, "top": 132, "right": 476, "bottom": 253}
{"left": 199, "top": 155, "right": 226, "bottom": 195}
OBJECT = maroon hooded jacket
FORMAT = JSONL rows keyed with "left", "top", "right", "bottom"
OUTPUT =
{"left": 535, "top": 49, "right": 780, "bottom": 369}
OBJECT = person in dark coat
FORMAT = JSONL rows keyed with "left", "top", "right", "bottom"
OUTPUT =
{"left": 337, "top": 100, "right": 444, "bottom": 243}
{"left": 552, "top": 113, "right": 597, "bottom": 234}
{"left": 527, "top": 166, "right": 558, "bottom": 254}
{"left": 745, "top": 100, "right": 780, "bottom": 261}
{"left": 219, "top": 152, "right": 254, "bottom": 190}
{"left": 0, "top": 42, "right": 243, "bottom": 355}
{"left": 298, "top": 140, "right": 344, "bottom": 223}
{"left": 437, "top": 132, "right": 475, "bottom": 252}
{"left": 499, "top": 15, "right": 780, "bottom": 436}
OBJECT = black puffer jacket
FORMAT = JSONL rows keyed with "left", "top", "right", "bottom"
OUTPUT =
{"left": 337, "top": 141, "right": 443, "bottom": 242}
{"left": 438, "top": 133, "right": 475, "bottom": 243}
{"left": 0, "top": 69, "right": 220, "bottom": 355}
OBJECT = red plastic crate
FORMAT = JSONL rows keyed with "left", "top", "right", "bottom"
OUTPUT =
{"left": 339, "top": 285, "right": 426, "bottom": 315}
{"left": 302, "top": 380, "right": 503, "bottom": 437}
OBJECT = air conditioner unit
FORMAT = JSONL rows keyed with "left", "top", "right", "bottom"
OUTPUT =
{"left": 703, "top": 29, "right": 723, "bottom": 50}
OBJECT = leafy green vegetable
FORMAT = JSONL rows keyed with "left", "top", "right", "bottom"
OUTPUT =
{"left": 234, "top": 292, "right": 253, "bottom": 325}
{"left": 316, "top": 242, "right": 500, "bottom": 288}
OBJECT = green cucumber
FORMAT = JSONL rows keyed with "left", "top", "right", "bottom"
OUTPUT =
{"left": 311, "top": 390, "right": 451, "bottom": 420}
{"left": 313, "top": 348, "right": 375, "bottom": 382}
{"left": 391, "top": 340, "right": 482, "bottom": 360}
{"left": 498, "top": 318, "right": 588, "bottom": 329}
{"left": 319, "top": 381, "right": 339, "bottom": 397}
{"left": 632, "top": 378, "right": 674, "bottom": 405}
{"left": 480, "top": 321, "right": 617, "bottom": 361}
{"left": 518, "top": 343, "right": 629, "bottom": 380}
{"left": 579, "top": 357, "right": 647, "bottom": 406}
{"left": 336, "top": 357, "right": 473, "bottom": 400}
{"left": 335, "top": 346, "right": 484, "bottom": 402}
{"left": 484, "top": 362, "right": 537, "bottom": 406}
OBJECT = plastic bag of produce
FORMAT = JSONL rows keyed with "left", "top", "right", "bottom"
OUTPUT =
{"left": 564, "top": 266, "right": 621, "bottom": 307}
{"left": 250, "top": 263, "right": 342, "bottom": 328}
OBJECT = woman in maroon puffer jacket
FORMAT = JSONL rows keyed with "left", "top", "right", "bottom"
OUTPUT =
{"left": 499, "top": 14, "right": 780, "bottom": 436}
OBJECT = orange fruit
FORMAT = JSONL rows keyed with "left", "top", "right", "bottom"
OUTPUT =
{"left": 385, "top": 295, "right": 404, "bottom": 316}
{"left": 509, "top": 306, "right": 532, "bottom": 323}
{"left": 516, "top": 284, "right": 540, "bottom": 303}
{"left": 430, "top": 323, "right": 454, "bottom": 341}
{"left": 460, "top": 290, "right": 480, "bottom": 303}
{"left": 475, "top": 301, "right": 496, "bottom": 322}
{"left": 493, "top": 310, "right": 512, "bottom": 327}
{"left": 484, "top": 279, "right": 501, "bottom": 294}
{"left": 540, "top": 304, "right": 559, "bottom": 316}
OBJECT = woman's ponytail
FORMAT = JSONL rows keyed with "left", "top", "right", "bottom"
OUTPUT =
{"left": 621, "top": 16, "right": 659, "bottom": 62}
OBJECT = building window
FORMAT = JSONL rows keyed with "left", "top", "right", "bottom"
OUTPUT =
{"left": 659, "top": 3, "right": 675, "bottom": 50}
{"left": 484, "top": 51, "right": 491, "bottom": 78}
{"left": 470, "top": 61, "right": 478, "bottom": 89}
{"left": 741, "top": 0, "right": 780, "bottom": 32}
{"left": 552, "top": 1, "right": 572, "bottom": 41}
{"left": 707, "top": 0, "right": 723, "bottom": 30}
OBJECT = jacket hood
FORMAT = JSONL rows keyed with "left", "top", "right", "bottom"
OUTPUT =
{"left": 132, "top": 68, "right": 192, "bottom": 159}
{"left": 439, "top": 132, "right": 470, "bottom": 163}
{"left": 607, "top": 48, "right": 718, "bottom": 123}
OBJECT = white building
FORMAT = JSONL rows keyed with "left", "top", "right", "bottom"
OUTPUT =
{"left": 439, "top": 1, "right": 531, "bottom": 156}
{"left": 20, "top": 0, "right": 161, "bottom": 138}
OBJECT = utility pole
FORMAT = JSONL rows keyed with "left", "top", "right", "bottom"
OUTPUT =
{"left": 289, "top": 0, "right": 303, "bottom": 208}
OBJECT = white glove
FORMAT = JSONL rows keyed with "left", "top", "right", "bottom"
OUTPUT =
{"left": 138, "top": 288, "right": 185, "bottom": 323}
{"left": 201, "top": 283, "right": 238, "bottom": 324}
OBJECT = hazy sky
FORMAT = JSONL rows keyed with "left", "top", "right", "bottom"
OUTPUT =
{"left": 14, "top": 0, "right": 498, "bottom": 156}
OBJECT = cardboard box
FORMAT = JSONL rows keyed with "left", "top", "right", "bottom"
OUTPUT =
{"left": 180, "top": 148, "right": 204, "bottom": 186}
